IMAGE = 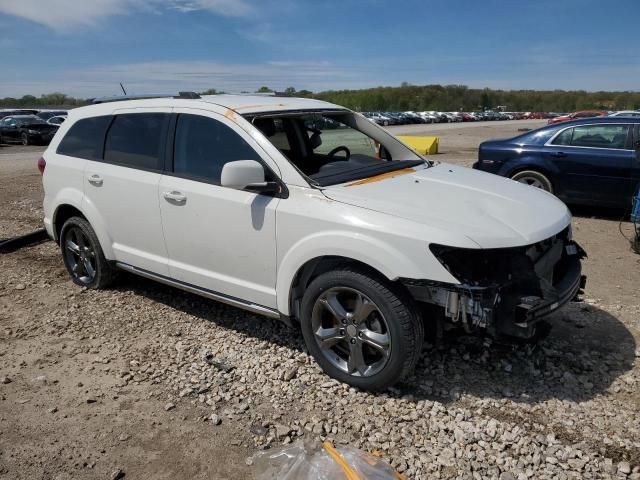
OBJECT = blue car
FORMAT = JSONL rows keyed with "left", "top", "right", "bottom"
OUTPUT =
{"left": 473, "top": 117, "right": 640, "bottom": 208}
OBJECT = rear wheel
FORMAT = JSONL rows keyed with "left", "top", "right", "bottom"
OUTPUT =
{"left": 511, "top": 170, "right": 553, "bottom": 193}
{"left": 60, "top": 216, "right": 115, "bottom": 289}
{"left": 300, "top": 267, "right": 423, "bottom": 391}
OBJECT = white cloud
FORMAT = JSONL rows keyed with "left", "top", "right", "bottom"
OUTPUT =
{"left": 168, "top": 0, "right": 252, "bottom": 16}
{"left": 0, "top": 60, "right": 366, "bottom": 98}
{"left": 0, "top": 0, "right": 252, "bottom": 29}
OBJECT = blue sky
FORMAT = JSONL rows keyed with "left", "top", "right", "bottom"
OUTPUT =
{"left": 0, "top": 0, "right": 638, "bottom": 98}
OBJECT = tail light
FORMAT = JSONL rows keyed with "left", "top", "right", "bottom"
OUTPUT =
{"left": 37, "top": 156, "right": 46, "bottom": 175}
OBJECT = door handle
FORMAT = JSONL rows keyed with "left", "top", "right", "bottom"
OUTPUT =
{"left": 163, "top": 191, "right": 187, "bottom": 204}
{"left": 87, "top": 174, "right": 103, "bottom": 186}
{"left": 550, "top": 152, "right": 567, "bottom": 158}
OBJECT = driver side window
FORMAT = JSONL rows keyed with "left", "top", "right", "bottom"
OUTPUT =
{"left": 173, "top": 114, "right": 262, "bottom": 184}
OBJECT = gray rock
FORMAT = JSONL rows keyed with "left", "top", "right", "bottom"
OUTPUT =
{"left": 284, "top": 367, "right": 297, "bottom": 381}
{"left": 274, "top": 423, "right": 291, "bottom": 439}
{"left": 164, "top": 402, "right": 176, "bottom": 411}
{"left": 618, "top": 462, "right": 631, "bottom": 474}
{"left": 210, "top": 413, "right": 221, "bottom": 425}
{"left": 110, "top": 469, "right": 125, "bottom": 480}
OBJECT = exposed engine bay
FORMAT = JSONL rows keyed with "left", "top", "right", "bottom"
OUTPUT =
{"left": 403, "top": 227, "right": 586, "bottom": 341}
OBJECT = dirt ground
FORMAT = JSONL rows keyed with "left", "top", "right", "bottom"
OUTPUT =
{"left": 1, "top": 121, "right": 639, "bottom": 479}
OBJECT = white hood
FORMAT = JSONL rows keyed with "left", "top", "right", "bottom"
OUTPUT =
{"left": 321, "top": 163, "right": 571, "bottom": 248}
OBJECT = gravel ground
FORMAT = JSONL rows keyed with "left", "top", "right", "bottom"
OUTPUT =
{"left": 1, "top": 123, "right": 639, "bottom": 479}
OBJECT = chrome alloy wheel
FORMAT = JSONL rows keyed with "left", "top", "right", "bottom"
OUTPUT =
{"left": 63, "top": 227, "right": 97, "bottom": 284}
{"left": 311, "top": 287, "right": 391, "bottom": 377}
{"left": 516, "top": 176, "right": 545, "bottom": 189}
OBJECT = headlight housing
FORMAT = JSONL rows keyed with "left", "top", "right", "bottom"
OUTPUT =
{"left": 429, "top": 243, "right": 534, "bottom": 287}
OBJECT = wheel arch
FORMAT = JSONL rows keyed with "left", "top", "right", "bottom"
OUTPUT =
{"left": 52, "top": 200, "right": 115, "bottom": 259}
{"left": 503, "top": 161, "right": 558, "bottom": 191}
{"left": 284, "top": 255, "right": 408, "bottom": 323}
{"left": 53, "top": 203, "right": 85, "bottom": 241}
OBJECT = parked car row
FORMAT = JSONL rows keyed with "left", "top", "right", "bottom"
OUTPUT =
{"left": 361, "top": 109, "right": 640, "bottom": 127}
{"left": 361, "top": 110, "right": 543, "bottom": 125}
{"left": 0, "top": 109, "right": 68, "bottom": 145}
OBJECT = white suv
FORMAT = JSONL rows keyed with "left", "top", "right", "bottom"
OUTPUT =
{"left": 41, "top": 93, "right": 585, "bottom": 390}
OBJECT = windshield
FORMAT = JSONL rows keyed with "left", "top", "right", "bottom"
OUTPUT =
{"left": 247, "top": 111, "right": 426, "bottom": 187}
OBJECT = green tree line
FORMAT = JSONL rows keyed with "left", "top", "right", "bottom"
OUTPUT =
{"left": 0, "top": 92, "right": 89, "bottom": 108}
{"left": 306, "top": 84, "right": 640, "bottom": 112}
{"left": 2, "top": 85, "right": 639, "bottom": 112}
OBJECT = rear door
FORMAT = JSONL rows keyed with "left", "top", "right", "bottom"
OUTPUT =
{"left": 82, "top": 109, "right": 170, "bottom": 275}
{"left": 546, "top": 123, "right": 634, "bottom": 206}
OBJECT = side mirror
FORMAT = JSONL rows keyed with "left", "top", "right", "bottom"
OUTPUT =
{"left": 220, "top": 160, "right": 281, "bottom": 195}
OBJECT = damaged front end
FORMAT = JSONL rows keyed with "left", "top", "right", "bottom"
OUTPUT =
{"left": 403, "top": 227, "right": 587, "bottom": 341}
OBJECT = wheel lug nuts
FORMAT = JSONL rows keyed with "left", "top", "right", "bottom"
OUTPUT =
{"left": 358, "top": 332, "right": 363, "bottom": 338}
{"left": 350, "top": 338, "right": 356, "bottom": 344}
{"left": 341, "top": 319, "right": 347, "bottom": 325}
{"left": 339, "top": 329, "right": 345, "bottom": 336}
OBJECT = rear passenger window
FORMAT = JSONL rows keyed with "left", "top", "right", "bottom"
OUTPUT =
{"left": 104, "top": 113, "right": 168, "bottom": 170}
{"left": 173, "top": 114, "right": 261, "bottom": 183}
{"left": 57, "top": 116, "right": 112, "bottom": 160}
{"left": 570, "top": 125, "right": 630, "bottom": 149}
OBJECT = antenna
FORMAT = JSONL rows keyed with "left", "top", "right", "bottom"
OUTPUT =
{"left": 120, "top": 83, "right": 127, "bottom": 95}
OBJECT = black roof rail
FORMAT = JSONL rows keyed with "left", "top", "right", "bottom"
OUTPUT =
{"left": 91, "top": 91, "right": 201, "bottom": 104}
{"left": 176, "top": 91, "right": 201, "bottom": 99}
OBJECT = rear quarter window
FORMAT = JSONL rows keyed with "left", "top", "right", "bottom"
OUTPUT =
{"left": 57, "top": 116, "right": 112, "bottom": 160}
{"left": 512, "top": 127, "right": 557, "bottom": 145}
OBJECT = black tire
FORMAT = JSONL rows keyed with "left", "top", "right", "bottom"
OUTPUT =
{"left": 21, "top": 133, "right": 29, "bottom": 146}
{"left": 511, "top": 170, "right": 553, "bottom": 193}
{"left": 300, "top": 266, "right": 423, "bottom": 391}
{"left": 60, "top": 216, "right": 115, "bottom": 289}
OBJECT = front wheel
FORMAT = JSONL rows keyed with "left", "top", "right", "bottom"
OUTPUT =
{"left": 21, "top": 133, "right": 29, "bottom": 146}
{"left": 300, "top": 267, "right": 423, "bottom": 391}
{"left": 60, "top": 216, "right": 115, "bottom": 289}
{"left": 511, "top": 170, "right": 553, "bottom": 193}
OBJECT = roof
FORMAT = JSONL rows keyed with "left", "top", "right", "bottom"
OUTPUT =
{"left": 551, "top": 116, "right": 640, "bottom": 127}
{"left": 200, "top": 94, "right": 343, "bottom": 114}
{"left": 83, "top": 93, "right": 345, "bottom": 117}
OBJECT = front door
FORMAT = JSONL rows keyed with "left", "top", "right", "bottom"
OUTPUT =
{"left": 158, "top": 109, "right": 280, "bottom": 309}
